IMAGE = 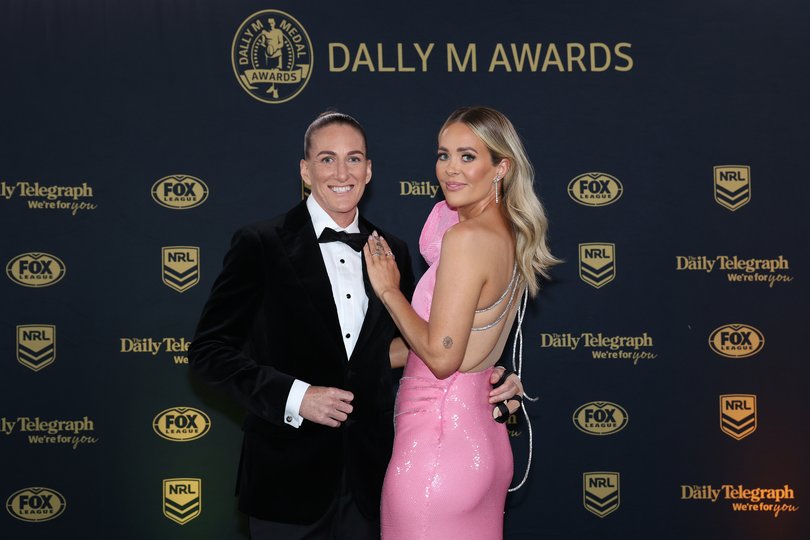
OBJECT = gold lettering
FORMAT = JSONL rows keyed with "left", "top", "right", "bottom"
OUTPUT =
{"left": 488, "top": 43, "right": 511, "bottom": 72}
{"left": 329, "top": 43, "right": 350, "bottom": 72}
{"left": 377, "top": 43, "right": 395, "bottom": 72}
{"left": 511, "top": 43, "right": 542, "bottom": 72}
{"left": 566, "top": 43, "right": 586, "bottom": 72}
{"left": 352, "top": 43, "right": 375, "bottom": 72}
{"left": 590, "top": 43, "right": 611, "bottom": 72}
{"left": 614, "top": 42, "right": 633, "bottom": 71}
{"left": 447, "top": 43, "right": 477, "bottom": 72}
{"left": 414, "top": 43, "right": 434, "bottom": 72}
{"left": 398, "top": 44, "right": 415, "bottom": 72}
{"left": 541, "top": 43, "right": 564, "bottom": 72}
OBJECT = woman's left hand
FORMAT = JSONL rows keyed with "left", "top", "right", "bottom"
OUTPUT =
{"left": 363, "top": 232, "right": 400, "bottom": 300}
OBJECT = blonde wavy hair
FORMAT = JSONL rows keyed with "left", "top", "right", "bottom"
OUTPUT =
{"left": 440, "top": 106, "right": 560, "bottom": 297}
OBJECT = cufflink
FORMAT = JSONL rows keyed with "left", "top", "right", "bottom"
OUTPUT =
{"left": 286, "top": 416, "right": 293, "bottom": 422}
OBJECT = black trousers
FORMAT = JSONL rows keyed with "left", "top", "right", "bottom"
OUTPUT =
{"left": 248, "top": 471, "right": 379, "bottom": 540}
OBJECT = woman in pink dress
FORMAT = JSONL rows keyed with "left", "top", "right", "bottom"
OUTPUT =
{"left": 365, "top": 107, "right": 558, "bottom": 539}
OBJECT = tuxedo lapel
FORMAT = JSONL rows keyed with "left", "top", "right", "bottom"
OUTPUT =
{"left": 278, "top": 202, "right": 346, "bottom": 361}
{"left": 351, "top": 217, "right": 385, "bottom": 361}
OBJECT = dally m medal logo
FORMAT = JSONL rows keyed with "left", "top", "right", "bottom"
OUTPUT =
{"left": 152, "top": 175, "right": 209, "bottom": 210}
{"left": 6, "top": 487, "right": 66, "bottom": 522}
{"left": 163, "top": 478, "right": 201, "bottom": 525}
{"left": 17, "top": 325, "right": 56, "bottom": 371}
{"left": 720, "top": 394, "right": 757, "bottom": 440}
{"left": 232, "top": 10, "right": 313, "bottom": 104}
{"left": 6, "top": 252, "right": 66, "bottom": 287}
{"left": 568, "top": 173, "right": 623, "bottom": 207}
{"left": 162, "top": 247, "right": 199, "bottom": 293}
{"left": 708, "top": 324, "right": 765, "bottom": 359}
{"left": 573, "top": 401, "right": 629, "bottom": 436}
{"left": 579, "top": 243, "right": 616, "bottom": 288}
{"left": 153, "top": 407, "right": 212, "bottom": 442}
{"left": 714, "top": 165, "right": 750, "bottom": 211}
{"left": 583, "top": 472, "right": 620, "bottom": 517}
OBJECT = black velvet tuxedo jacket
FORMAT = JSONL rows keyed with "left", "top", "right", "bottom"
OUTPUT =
{"left": 189, "top": 201, "right": 414, "bottom": 524}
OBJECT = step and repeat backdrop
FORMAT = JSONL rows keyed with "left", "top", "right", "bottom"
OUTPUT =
{"left": 1, "top": 1, "right": 808, "bottom": 539}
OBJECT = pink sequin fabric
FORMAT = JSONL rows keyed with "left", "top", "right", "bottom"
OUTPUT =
{"left": 381, "top": 201, "right": 513, "bottom": 540}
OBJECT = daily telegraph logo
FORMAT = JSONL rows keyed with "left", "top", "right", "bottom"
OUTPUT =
{"left": 400, "top": 181, "right": 440, "bottom": 198}
{"left": 568, "top": 173, "right": 623, "bottom": 206}
{"left": 120, "top": 337, "right": 190, "bottom": 365}
{"left": 152, "top": 175, "right": 209, "bottom": 209}
{"left": 162, "top": 247, "right": 199, "bottom": 292}
{"left": 681, "top": 484, "right": 798, "bottom": 517}
{"left": 6, "top": 253, "right": 65, "bottom": 287}
{"left": 0, "top": 416, "right": 98, "bottom": 449}
{"left": 583, "top": 472, "right": 620, "bottom": 517}
{"left": 232, "top": 10, "right": 313, "bottom": 104}
{"left": 714, "top": 165, "right": 750, "bottom": 211}
{"left": 153, "top": 407, "right": 211, "bottom": 442}
{"left": 16, "top": 325, "right": 55, "bottom": 371}
{"left": 573, "top": 402, "right": 629, "bottom": 436}
{"left": 709, "top": 324, "right": 765, "bottom": 358}
{"left": 540, "top": 332, "right": 657, "bottom": 365}
{"left": 6, "top": 487, "right": 66, "bottom": 522}
{"left": 675, "top": 255, "right": 793, "bottom": 287}
{"left": 163, "top": 478, "right": 201, "bottom": 525}
{"left": 579, "top": 243, "right": 615, "bottom": 288}
{"left": 0, "top": 180, "right": 96, "bottom": 215}
{"left": 720, "top": 394, "right": 757, "bottom": 440}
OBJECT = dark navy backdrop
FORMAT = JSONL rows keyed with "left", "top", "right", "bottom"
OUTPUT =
{"left": 1, "top": 1, "right": 808, "bottom": 538}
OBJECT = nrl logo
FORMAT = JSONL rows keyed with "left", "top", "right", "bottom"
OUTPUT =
{"left": 720, "top": 394, "right": 757, "bottom": 440}
{"left": 162, "top": 247, "right": 199, "bottom": 293}
{"left": 714, "top": 165, "right": 750, "bottom": 211}
{"left": 579, "top": 243, "right": 616, "bottom": 288}
{"left": 583, "top": 472, "right": 620, "bottom": 517}
{"left": 16, "top": 325, "right": 56, "bottom": 371}
{"left": 163, "top": 478, "right": 201, "bottom": 525}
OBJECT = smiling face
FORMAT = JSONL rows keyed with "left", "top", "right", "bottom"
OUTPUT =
{"left": 300, "top": 123, "right": 372, "bottom": 228}
{"left": 436, "top": 122, "right": 507, "bottom": 211}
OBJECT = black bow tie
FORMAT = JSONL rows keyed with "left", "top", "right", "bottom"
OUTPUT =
{"left": 318, "top": 227, "right": 368, "bottom": 252}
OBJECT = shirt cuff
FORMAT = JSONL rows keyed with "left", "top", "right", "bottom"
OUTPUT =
{"left": 284, "top": 379, "right": 310, "bottom": 428}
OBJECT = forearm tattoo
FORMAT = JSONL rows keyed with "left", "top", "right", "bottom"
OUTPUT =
{"left": 442, "top": 336, "right": 453, "bottom": 349}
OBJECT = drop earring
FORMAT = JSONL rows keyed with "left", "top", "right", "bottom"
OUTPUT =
{"left": 492, "top": 176, "right": 501, "bottom": 203}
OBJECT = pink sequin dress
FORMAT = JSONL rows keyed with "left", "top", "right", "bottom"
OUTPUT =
{"left": 381, "top": 201, "right": 513, "bottom": 540}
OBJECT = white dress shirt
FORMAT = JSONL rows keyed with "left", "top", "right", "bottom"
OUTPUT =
{"left": 283, "top": 196, "right": 369, "bottom": 427}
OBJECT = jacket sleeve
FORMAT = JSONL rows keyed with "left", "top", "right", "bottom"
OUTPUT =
{"left": 188, "top": 226, "right": 294, "bottom": 426}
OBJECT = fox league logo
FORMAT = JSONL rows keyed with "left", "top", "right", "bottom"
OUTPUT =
{"left": 153, "top": 407, "right": 211, "bottom": 442}
{"left": 16, "top": 325, "right": 56, "bottom": 371}
{"left": 6, "top": 252, "right": 66, "bottom": 287}
{"left": 579, "top": 243, "right": 616, "bottom": 288}
{"left": 163, "top": 478, "right": 201, "bottom": 525}
{"left": 568, "top": 173, "right": 623, "bottom": 206}
{"left": 708, "top": 324, "right": 765, "bottom": 358}
{"left": 714, "top": 165, "right": 750, "bottom": 211}
{"left": 162, "top": 247, "right": 200, "bottom": 293}
{"left": 6, "top": 487, "right": 66, "bottom": 522}
{"left": 583, "top": 472, "right": 620, "bottom": 517}
{"left": 151, "top": 175, "right": 209, "bottom": 209}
